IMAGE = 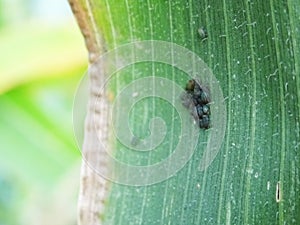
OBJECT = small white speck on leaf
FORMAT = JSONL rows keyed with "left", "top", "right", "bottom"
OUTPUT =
{"left": 132, "top": 92, "right": 139, "bottom": 97}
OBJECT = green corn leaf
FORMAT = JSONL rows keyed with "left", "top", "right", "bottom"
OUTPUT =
{"left": 71, "top": 0, "right": 300, "bottom": 224}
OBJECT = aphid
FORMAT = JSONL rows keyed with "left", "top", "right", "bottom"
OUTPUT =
{"left": 182, "top": 79, "right": 211, "bottom": 130}
{"left": 199, "top": 115, "right": 210, "bottom": 129}
{"left": 202, "top": 104, "right": 210, "bottom": 115}
{"left": 196, "top": 104, "right": 210, "bottom": 118}
{"left": 199, "top": 91, "right": 210, "bottom": 104}
{"left": 196, "top": 105, "right": 204, "bottom": 118}
{"left": 198, "top": 27, "right": 208, "bottom": 39}
{"left": 193, "top": 82, "right": 202, "bottom": 96}
{"left": 185, "top": 79, "right": 196, "bottom": 92}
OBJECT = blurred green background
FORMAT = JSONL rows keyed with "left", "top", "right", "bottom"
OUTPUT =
{"left": 0, "top": 0, "right": 87, "bottom": 224}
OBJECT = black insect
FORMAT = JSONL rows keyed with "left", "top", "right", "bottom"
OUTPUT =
{"left": 182, "top": 79, "right": 211, "bottom": 129}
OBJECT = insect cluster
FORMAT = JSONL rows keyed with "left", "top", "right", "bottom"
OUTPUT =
{"left": 181, "top": 79, "right": 211, "bottom": 129}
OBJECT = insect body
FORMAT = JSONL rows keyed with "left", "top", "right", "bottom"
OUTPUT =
{"left": 198, "top": 27, "right": 208, "bottom": 39}
{"left": 199, "top": 115, "right": 210, "bottom": 129}
{"left": 196, "top": 104, "right": 210, "bottom": 117}
{"left": 185, "top": 79, "right": 196, "bottom": 92}
{"left": 182, "top": 79, "right": 211, "bottom": 129}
